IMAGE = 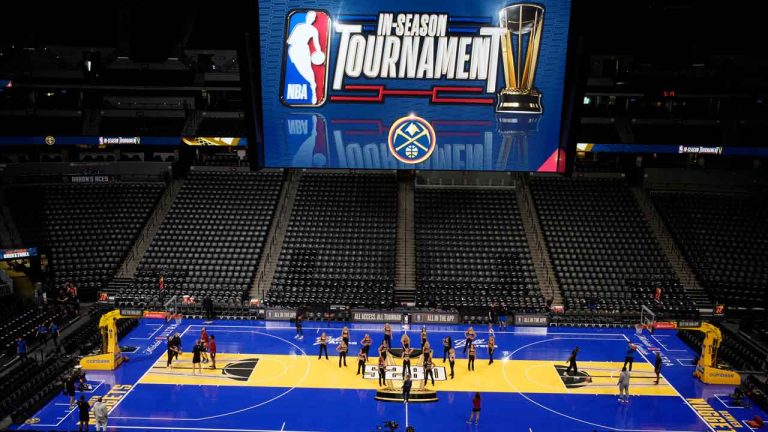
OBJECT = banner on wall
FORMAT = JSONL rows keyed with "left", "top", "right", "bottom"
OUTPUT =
{"left": 258, "top": 0, "right": 572, "bottom": 171}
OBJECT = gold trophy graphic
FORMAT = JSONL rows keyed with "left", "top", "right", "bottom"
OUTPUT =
{"left": 497, "top": 3, "right": 544, "bottom": 114}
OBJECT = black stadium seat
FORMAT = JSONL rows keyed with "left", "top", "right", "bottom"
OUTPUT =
{"left": 265, "top": 173, "right": 397, "bottom": 309}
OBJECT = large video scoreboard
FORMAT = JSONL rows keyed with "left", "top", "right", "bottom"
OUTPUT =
{"left": 255, "top": 0, "right": 572, "bottom": 171}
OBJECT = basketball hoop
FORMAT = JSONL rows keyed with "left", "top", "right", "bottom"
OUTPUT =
{"left": 635, "top": 323, "right": 644, "bottom": 335}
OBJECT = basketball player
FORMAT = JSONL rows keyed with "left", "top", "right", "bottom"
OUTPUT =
{"left": 356, "top": 349, "right": 367, "bottom": 375}
{"left": 402, "top": 346, "right": 413, "bottom": 377}
{"left": 564, "top": 347, "right": 579, "bottom": 376}
{"left": 192, "top": 339, "right": 202, "bottom": 375}
{"left": 318, "top": 331, "right": 329, "bottom": 360}
{"left": 401, "top": 332, "right": 410, "bottom": 350}
{"left": 617, "top": 366, "right": 631, "bottom": 403}
{"left": 208, "top": 335, "right": 217, "bottom": 369}
{"left": 420, "top": 326, "right": 428, "bottom": 348}
{"left": 341, "top": 326, "right": 350, "bottom": 346}
{"left": 360, "top": 333, "right": 372, "bottom": 361}
{"left": 654, "top": 351, "right": 663, "bottom": 384}
{"left": 383, "top": 323, "right": 392, "bottom": 348}
{"left": 442, "top": 335, "right": 452, "bottom": 363}
{"left": 488, "top": 334, "right": 496, "bottom": 365}
{"left": 448, "top": 348, "right": 456, "bottom": 379}
{"left": 623, "top": 342, "right": 636, "bottom": 371}
{"left": 463, "top": 327, "right": 476, "bottom": 354}
{"left": 378, "top": 355, "right": 387, "bottom": 386}
{"left": 336, "top": 341, "right": 348, "bottom": 367}
{"left": 286, "top": 10, "right": 324, "bottom": 104}
{"left": 468, "top": 343, "right": 476, "bottom": 371}
{"left": 424, "top": 357, "right": 435, "bottom": 386}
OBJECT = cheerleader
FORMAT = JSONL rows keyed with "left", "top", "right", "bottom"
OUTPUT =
{"left": 463, "top": 327, "right": 476, "bottom": 354}
{"left": 360, "top": 333, "right": 372, "bottom": 361}
{"left": 378, "top": 355, "right": 387, "bottom": 386}
{"left": 468, "top": 343, "right": 476, "bottom": 371}
{"left": 488, "top": 334, "right": 496, "bottom": 365}
{"left": 442, "top": 335, "right": 452, "bottom": 363}
{"left": 420, "top": 326, "right": 428, "bottom": 348}
{"left": 378, "top": 341, "right": 389, "bottom": 361}
{"left": 336, "top": 341, "right": 348, "bottom": 367}
{"left": 401, "top": 333, "right": 411, "bottom": 350}
{"left": 383, "top": 323, "right": 392, "bottom": 348}
{"left": 318, "top": 332, "right": 329, "bottom": 360}
{"left": 424, "top": 357, "right": 435, "bottom": 386}
{"left": 448, "top": 348, "right": 456, "bottom": 379}
{"left": 356, "top": 349, "right": 367, "bottom": 375}
{"left": 402, "top": 346, "right": 413, "bottom": 377}
{"left": 341, "top": 326, "right": 350, "bottom": 346}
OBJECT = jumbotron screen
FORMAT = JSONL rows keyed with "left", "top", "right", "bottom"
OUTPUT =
{"left": 257, "top": 0, "right": 571, "bottom": 171}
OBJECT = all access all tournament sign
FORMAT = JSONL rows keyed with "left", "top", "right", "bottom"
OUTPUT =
{"left": 260, "top": 0, "right": 571, "bottom": 171}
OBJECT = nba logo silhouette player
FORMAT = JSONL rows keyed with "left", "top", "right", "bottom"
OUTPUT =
{"left": 282, "top": 10, "right": 330, "bottom": 106}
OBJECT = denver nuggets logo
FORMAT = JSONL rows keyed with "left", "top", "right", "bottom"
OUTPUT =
{"left": 387, "top": 115, "right": 436, "bottom": 164}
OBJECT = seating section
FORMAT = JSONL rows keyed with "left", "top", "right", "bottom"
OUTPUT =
{"left": 530, "top": 177, "right": 695, "bottom": 317}
{"left": 652, "top": 192, "right": 768, "bottom": 308}
{"left": 0, "top": 301, "right": 58, "bottom": 361}
{"left": 128, "top": 170, "right": 282, "bottom": 307}
{"left": 266, "top": 173, "right": 397, "bottom": 308}
{"left": 5, "top": 183, "right": 164, "bottom": 297}
{"left": 414, "top": 188, "right": 545, "bottom": 312}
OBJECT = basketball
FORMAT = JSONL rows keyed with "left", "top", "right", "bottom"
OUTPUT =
{"left": 310, "top": 51, "right": 325, "bottom": 65}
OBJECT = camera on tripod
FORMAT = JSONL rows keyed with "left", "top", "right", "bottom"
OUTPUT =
{"left": 377, "top": 420, "right": 399, "bottom": 431}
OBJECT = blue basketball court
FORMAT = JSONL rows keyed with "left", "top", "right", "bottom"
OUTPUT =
{"left": 13, "top": 318, "right": 766, "bottom": 432}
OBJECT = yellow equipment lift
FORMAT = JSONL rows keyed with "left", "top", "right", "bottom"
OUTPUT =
{"left": 676, "top": 321, "right": 741, "bottom": 385}
{"left": 80, "top": 309, "right": 143, "bottom": 370}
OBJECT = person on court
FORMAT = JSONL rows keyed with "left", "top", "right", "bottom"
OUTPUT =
{"left": 192, "top": 339, "right": 202, "bottom": 375}
{"left": 401, "top": 332, "right": 410, "bottom": 350}
{"left": 356, "top": 349, "right": 367, "bottom": 375}
{"left": 378, "top": 355, "right": 387, "bottom": 386}
{"left": 463, "top": 327, "right": 476, "bottom": 354}
{"left": 422, "top": 341, "right": 432, "bottom": 364}
{"left": 402, "top": 373, "right": 412, "bottom": 403}
{"left": 402, "top": 345, "right": 413, "bottom": 376}
{"left": 166, "top": 335, "right": 179, "bottom": 368}
{"left": 424, "top": 357, "right": 435, "bottom": 386}
{"left": 564, "top": 346, "right": 579, "bottom": 376}
{"left": 378, "top": 340, "right": 389, "bottom": 360}
{"left": 337, "top": 340, "right": 348, "bottom": 367}
{"left": 623, "top": 342, "right": 636, "bottom": 371}
{"left": 488, "top": 334, "right": 496, "bottom": 365}
{"left": 295, "top": 312, "right": 304, "bottom": 341}
{"left": 92, "top": 396, "right": 108, "bottom": 431}
{"left": 318, "top": 331, "right": 329, "bottom": 359}
{"left": 468, "top": 343, "right": 476, "bottom": 371}
{"left": 654, "top": 351, "right": 663, "bottom": 384}
{"left": 617, "top": 365, "right": 631, "bottom": 403}
{"left": 442, "top": 335, "right": 452, "bottom": 363}
{"left": 208, "top": 334, "right": 217, "bottom": 369}
{"left": 341, "top": 326, "right": 350, "bottom": 346}
{"left": 449, "top": 348, "right": 456, "bottom": 379}
{"left": 383, "top": 323, "right": 392, "bottom": 348}
{"left": 420, "top": 326, "right": 428, "bottom": 348}
{"left": 467, "top": 392, "right": 481, "bottom": 425}
{"left": 77, "top": 395, "right": 90, "bottom": 431}
{"left": 361, "top": 333, "right": 372, "bottom": 361}
{"left": 65, "top": 375, "right": 77, "bottom": 407}
{"left": 200, "top": 327, "right": 209, "bottom": 364}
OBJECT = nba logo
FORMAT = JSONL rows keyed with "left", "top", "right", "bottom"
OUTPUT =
{"left": 281, "top": 10, "right": 331, "bottom": 107}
